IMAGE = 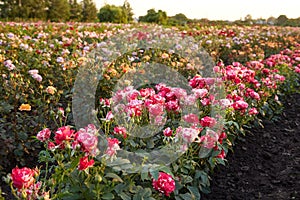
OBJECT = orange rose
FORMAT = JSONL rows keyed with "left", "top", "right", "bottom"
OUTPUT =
{"left": 19, "top": 104, "right": 31, "bottom": 111}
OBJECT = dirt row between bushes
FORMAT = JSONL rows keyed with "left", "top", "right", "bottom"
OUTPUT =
{"left": 202, "top": 93, "right": 300, "bottom": 200}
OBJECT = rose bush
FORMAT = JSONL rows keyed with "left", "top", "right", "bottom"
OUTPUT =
{"left": 1, "top": 22, "right": 299, "bottom": 199}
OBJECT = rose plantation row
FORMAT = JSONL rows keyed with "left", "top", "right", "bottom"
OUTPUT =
{"left": 0, "top": 22, "right": 300, "bottom": 199}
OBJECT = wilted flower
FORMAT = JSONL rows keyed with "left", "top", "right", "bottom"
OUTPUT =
{"left": 28, "top": 69, "right": 39, "bottom": 75}
{"left": 56, "top": 57, "right": 64, "bottom": 63}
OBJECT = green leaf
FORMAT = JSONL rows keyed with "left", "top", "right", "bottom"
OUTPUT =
{"left": 158, "top": 166, "right": 174, "bottom": 178}
{"left": 149, "top": 168, "right": 159, "bottom": 180}
{"left": 118, "top": 192, "right": 131, "bottom": 200}
{"left": 105, "top": 173, "right": 123, "bottom": 182}
{"left": 187, "top": 186, "right": 201, "bottom": 200}
{"left": 133, "top": 187, "right": 153, "bottom": 200}
{"left": 102, "top": 192, "right": 115, "bottom": 199}
{"left": 70, "top": 156, "right": 80, "bottom": 169}
{"left": 198, "top": 171, "right": 209, "bottom": 186}
{"left": 198, "top": 147, "right": 212, "bottom": 158}
{"left": 56, "top": 191, "right": 82, "bottom": 200}
{"left": 216, "top": 158, "right": 226, "bottom": 166}
{"left": 17, "top": 132, "right": 28, "bottom": 140}
{"left": 182, "top": 175, "right": 193, "bottom": 184}
{"left": 180, "top": 193, "right": 193, "bottom": 199}
{"left": 141, "top": 171, "right": 150, "bottom": 181}
{"left": 114, "top": 183, "right": 128, "bottom": 193}
{"left": 38, "top": 150, "right": 54, "bottom": 163}
{"left": 211, "top": 149, "right": 221, "bottom": 157}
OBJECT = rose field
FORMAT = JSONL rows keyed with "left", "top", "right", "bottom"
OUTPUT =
{"left": 0, "top": 22, "right": 299, "bottom": 200}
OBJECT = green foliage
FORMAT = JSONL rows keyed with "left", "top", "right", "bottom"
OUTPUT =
{"left": 81, "top": 0, "right": 98, "bottom": 22}
{"left": 69, "top": 0, "right": 82, "bottom": 21}
{"left": 168, "top": 13, "right": 189, "bottom": 26}
{"left": 139, "top": 9, "right": 168, "bottom": 25}
{"left": 47, "top": 0, "right": 71, "bottom": 22}
{"left": 97, "top": 2, "right": 134, "bottom": 23}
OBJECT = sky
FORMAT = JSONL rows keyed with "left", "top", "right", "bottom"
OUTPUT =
{"left": 93, "top": 0, "right": 300, "bottom": 21}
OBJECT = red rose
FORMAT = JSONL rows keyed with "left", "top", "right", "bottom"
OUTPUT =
{"left": 152, "top": 172, "right": 175, "bottom": 196}
{"left": 78, "top": 156, "right": 94, "bottom": 171}
{"left": 163, "top": 127, "right": 173, "bottom": 137}
{"left": 11, "top": 167, "right": 36, "bottom": 189}
{"left": 54, "top": 126, "right": 75, "bottom": 147}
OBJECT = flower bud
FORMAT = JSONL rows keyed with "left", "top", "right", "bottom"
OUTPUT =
{"left": 95, "top": 175, "right": 102, "bottom": 183}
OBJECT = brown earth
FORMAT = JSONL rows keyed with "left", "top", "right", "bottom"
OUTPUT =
{"left": 202, "top": 93, "right": 300, "bottom": 200}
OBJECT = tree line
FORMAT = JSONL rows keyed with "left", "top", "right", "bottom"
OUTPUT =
{"left": 0, "top": 0, "right": 299, "bottom": 27}
{"left": 0, "top": 0, "right": 98, "bottom": 22}
{"left": 0, "top": 0, "right": 188, "bottom": 25}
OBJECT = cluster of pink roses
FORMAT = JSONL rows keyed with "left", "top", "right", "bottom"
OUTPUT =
{"left": 11, "top": 167, "right": 49, "bottom": 199}
{"left": 36, "top": 124, "right": 120, "bottom": 170}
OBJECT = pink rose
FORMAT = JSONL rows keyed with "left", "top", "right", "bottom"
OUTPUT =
{"left": 152, "top": 172, "right": 175, "bottom": 196}
{"left": 11, "top": 167, "right": 36, "bottom": 189}
{"left": 200, "top": 129, "right": 219, "bottom": 149}
{"left": 249, "top": 107, "right": 259, "bottom": 115}
{"left": 148, "top": 103, "right": 164, "bottom": 116}
{"left": 165, "top": 100, "right": 179, "bottom": 112}
{"left": 171, "top": 87, "right": 187, "bottom": 99}
{"left": 181, "top": 128, "right": 199, "bottom": 143}
{"left": 47, "top": 142, "right": 56, "bottom": 150}
{"left": 216, "top": 150, "right": 226, "bottom": 159}
{"left": 75, "top": 124, "right": 99, "bottom": 156}
{"left": 37, "top": 128, "right": 51, "bottom": 142}
{"left": 218, "top": 132, "right": 227, "bottom": 144}
{"left": 183, "top": 113, "right": 199, "bottom": 124}
{"left": 140, "top": 88, "right": 155, "bottom": 98}
{"left": 189, "top": 76, "right": 206, "bottom": 88}
{"left": 114, "top": 126, "right": 127, "bottom": 138}
{"left": 200, "top": 116, "right": 217, "bottom": 128}
{"left": 192, "top": 88, "right": 208, "bottom": 99}
{"left": 106, "top": 138, "right": 120, "bottom": 157}
{"left": 232, "top": 100, "right": 248, "bottom": 110}
{"left": 105, "top": 111, "right": 114, "bottom": 121}
{"left": 249, "top": 91, "right": 260, "bottom": 100}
